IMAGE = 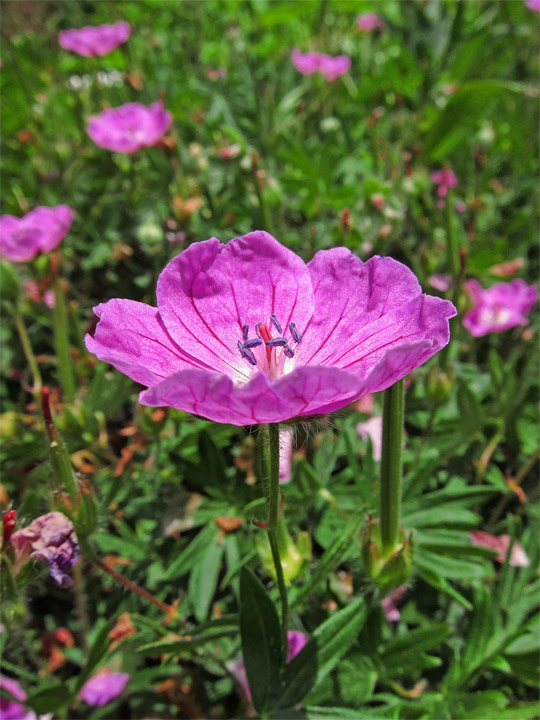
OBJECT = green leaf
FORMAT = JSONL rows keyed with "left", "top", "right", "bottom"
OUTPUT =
{"left": 270, "top": 639, "right": 318, "bottom": 710}
{"left": 26, "top": 684, "right": 72, "bottom": 714}
{"left": 136, "top": 629, "right": 236, "bottom": 656}
{"left": 239, "top": 567, "right": 282, "bottom": 713}
{"left": 163, "top": 524, "right": 219, "bottom": 580}
{"left": 74, "top": 618, "right": 116, "bottom": 691}
{"left": 188, "top": 538, "right": 224, "bottom": 621}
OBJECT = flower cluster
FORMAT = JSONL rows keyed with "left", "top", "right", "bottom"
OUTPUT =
{"left": 291, "top": 49, "right": 351, "bottom": 81}
{"left": 86, "top": 231, "right": 456, "bottom": 426}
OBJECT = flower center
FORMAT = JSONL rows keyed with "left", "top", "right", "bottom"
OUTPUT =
{"left": 237, "top": 314, "right": 302, "bottom": 379}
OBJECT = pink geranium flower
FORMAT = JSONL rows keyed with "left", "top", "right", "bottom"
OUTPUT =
{"left": 470, "top": 531, "right": 530, "bottom": 567}
{"left": 356, "top": 12, "right": 383, "bottom": 32}
{"left": 290, "top": 49, "right": 321, "bottom": 76}
{"left": 58, "top": 21, "right": 130, "bottom": 57}
{"left": 0, "top": 206, "right": 74, "bottom": 263}
{"left": 0, "top": 675, "right": 52, "bottom": 720}
{"left": 279, "top": 428, "right": 293, "bottom": 484}
{"left": 382, "top": 585, "right": 407, "bottom": 622}
{"left": 526, "top": 0, "right": 540, "bottom": 11}
{"left": 87, "top": 101, "right": 172, "bottom": 154}
{"left": 290, "top": 50, "right": 351, "bottom": 81}
{"left": 11, "top": 512, "right": 78, "bottom": 587}
{"left": 428, "top": 274, "right": 452, "bottom": 293}
{"left": 356, "top": 416, "right": 383, "bottom": 461}
{"left": 318, "top": 54, "right": 351, "bottom": 82}
{"left": 79, "top": 670, "right": 130, "bottom": 706}
{"left": 228, "top": 631, "right": 308, "bottom": 703}
{"left": 463, "top": 279, "right": 538, "bottom": 337}
{"left": 430, "top": 168, "right": 458, "bottom": 198}
{"left": 85, "top": 232, "right": 456, "bottom": 426}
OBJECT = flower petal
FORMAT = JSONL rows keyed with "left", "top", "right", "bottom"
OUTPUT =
{"left": 84, "top": 299, "right": 206, "bottom": 387}
{"left": 139, "top": 364, "right": 362, "bottom": 425}
{"left": 156, "top": 232, "right": 314, "bottom": 381}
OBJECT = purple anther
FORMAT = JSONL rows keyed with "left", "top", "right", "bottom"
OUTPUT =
{"left": 289, "top": 322, "right": 302, "bottom": 344}
{"left": 254, "top": 323, "right": 262, "bottom": 339}
{"left": 242, "top": 324, "right": 249, "bottom": 341}
{"left": 243, "top": 338, "right": 263, "bottom": 349}
{"left": 265, "top": 337, "right": 288, "bottom": 347}
{"left": 270, "top": 314, "right": 282, "bottom": 334}
{"left": 283, "top": 344, "right": 295, "bottom": 358}
{"left": 237, "top": 340, "right": 257, "bottom": 366}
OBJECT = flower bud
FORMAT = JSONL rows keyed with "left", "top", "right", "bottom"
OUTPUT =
{"left": 361, "top": 517, "right": 412, "bottom": 593}
{"left": 425, "top": 366, "right": 454, "bottom": 405}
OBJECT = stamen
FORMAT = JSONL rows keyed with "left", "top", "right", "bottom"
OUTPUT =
{"left": 242, "top": 324, "right": 249, "bottom": 341}
{"left": 270, "top": 314, "right": 282, "bottom": 334}
{"left": 243, "top": 338, "right": 263, "bottom": 349}
{"left": 237, "top": 340, "right": 257, "bottom": 366}
{"left": 265, "top": 337, "right": 288, "bottom": 347}
{"left": 254, "top": 323, "right": 262, "bottom": 339}
{"left": 289, "top": 322, "right": 302, "bottom": 344}
{"left": 283, "top": 344, "right": 295, "bottom": 358}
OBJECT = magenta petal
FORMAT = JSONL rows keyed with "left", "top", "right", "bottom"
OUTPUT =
{"left": 59, "top": 21, "right": 130, "bottom": 57}
{"left": 156, "top": 232, "right": 314, "bottom": 380}
{"left": 84, "top": 299, "right": 207, "bottom": 387}
{"left": 139, "top": 365, "right": 362, "bottom": 425}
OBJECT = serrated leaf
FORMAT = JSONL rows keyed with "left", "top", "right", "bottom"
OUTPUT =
{"left": 239, "top": 567, "right": 282, "bottom": 713}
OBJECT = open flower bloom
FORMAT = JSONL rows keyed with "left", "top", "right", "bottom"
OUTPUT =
{"left": 470, "top": 531, "right": 530, "bottom": 567}
{"left": 290, "top": 50, "right": 351, "bottom": 81}
{"left": 58, "top": 21, "right": 130, "bottom": 57}
{"left": 228, "top": 631, "right": 308, "bottom": 703}
{"left": 11, "top": 512, "right": 79, "bottom": 587}
{"left": 356, "top": 12, "right": 383, "bottom": 31}
{"left": 79, "top": 670, "right": 130, "bottom": 706}
{"left": 463, "top": 279, "right": 538, "bottom": 337}
{"left": 85, "top": 232, "right": 456, "bottom": 426}
{"left": 87, "top": 101, "right": 172, "bottom": 154}
{"left": 0, "top": 206, "right": 74, "bottom": 263}
{"left": 430, "top": 168, "right": 458, "bottom": 198}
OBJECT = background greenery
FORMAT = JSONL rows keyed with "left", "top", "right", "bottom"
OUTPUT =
{"left": 0, "top": 1, "right": 538, "bottom": 718}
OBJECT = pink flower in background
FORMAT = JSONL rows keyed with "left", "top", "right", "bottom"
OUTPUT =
{"left": 85, "top": 231, "right": 455, "bottom": 426}
{"left": 279, "top": 428, "right": 293, "bottom": 484}
{"left": 79, "top": 670, "right": 130, "bottom": 706}
{"left": 11, "top": 512, "right": 78, "bottom": 587}
{"left": 290, "top": 50, "right": 351, "bottom": 81}
{"left": 355, "top": 392, "right": 374, "bottom": 415}
{"left": 290, "top": 49, "right": 320, "bottom": 75}
{"left": 430, "top": 168, "right": 458, "bottom": 198}
{"left": 356, "top": 416, "right": 383, "bottom": 461}
{"left": 0, "top": 675, "right": 27, "bottom": 720}
{"left": 470, "top": 531, "right": 530, "bottom": 567}
{"left": 356, "top": 13, "right": 383, "bottom": 32}
{"left": 463, "top": 279, "right": 538, "bottom": 337}
{"left": 382, "top": 585, "right": 407, "bottom": 622}
{"left": 23, "top": 279, "right": 55, "bottom": 309}
{"left": 0, "top": 206, "right": 74, "bottom": 263}
{"left": 58, "top": 21, "right": 130, "bottom": 57}
{"left": 488, "top": 258, "right": 525, "bottom": 278}
{"left": 87, "top": 101, "right": 172, "bottom": 154}
{"left": 428, "top": 274, "right": 452, "bottom": 293}
{"left": 318, "top": 54, "right": 351, "bottom": 82}
{"left": 526, "top": 0, "right": 540, "bottom": 12}
{"left": 228, "top": 631, "right": 308, "bottom": 703}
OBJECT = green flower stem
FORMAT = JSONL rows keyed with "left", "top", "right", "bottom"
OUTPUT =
{"left": 440, "top": 190, "right": 462, "bottom": 369}
{"left": 14, "top": 305, "right": 42, "bottom": 393}
{"left": 379, "top": 379, "right": 405, "bottom": 557}
{"left": 53, "top": 279, "right": 76, "bottom": 403}
{"left": 41, "top": 386, "right": 79, "bottom": 500}
{"left": 266, "top": 423, "right": 289, "bottom": 665}
{"left": 72, "top": 559, "right": 89, "bottom": 658}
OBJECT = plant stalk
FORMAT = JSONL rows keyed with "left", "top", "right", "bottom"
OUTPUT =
{"left": 14, "top": 306, "right": 42, "bottom": 393}
{"left": 53, "top": 280, "right": 76, "bottom": 403}
{"left": 379, "top": 379, "right": 405, "bottom": 557}
{"left": 266, "top": 423, "right": 289, "bottom": 665}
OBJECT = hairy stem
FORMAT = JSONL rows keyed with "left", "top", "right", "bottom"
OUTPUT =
{"left": 379, "top": 379, "right": 405, "bottom": 557}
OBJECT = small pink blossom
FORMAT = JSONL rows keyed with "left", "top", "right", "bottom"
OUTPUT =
{"left": 85, "top": 232, "right": 455, "bottom": 426}
{"left": 228, "top": 631, "right": 308, "bottom": 703}
{"left": 470, "top": 531, "right": 530, "bottom": 567}
{"left": 23, "top": 280, "right": 55, "bottom": 309}
{"left": 290, "top": 50, "right": 351, "bottom": 81}
{"left": 428, "top": 274, "right": 452, "bottom": 293}
{"left": 318, "top": 54, "right": 351, "bottom": 82}
{"left": 357, "top": 416, "right": 383, "bottom": 461}
{"left": 79, "top": 670, "right": 130, "bottom": 706}
{"left": 58, "top": 21, "right": 130, "bottom": 57}
{"left": 0, "top": 675, "right": 26, "bottom": 720}
{"left": 382, "top": 585, "right": 407, "bottom": 622}
{"left": 430, "top": 168, "right": 458, "bottom": 198}
{"left": 279, "top": 428, "right": 293, "bottom": 484}
{"left": 355, "top": 393, "right": 374, "bottom": 415}
{"left": 455, "top": 201, "right": 467, "bottom": 213}
{"left": 11, "top": 512, "right": 78, "bottom": 587}
{"left": 356, "top": 13, "right": 383, "bottom": 32}
{"left": 87, "top": 101, "right": 172, "bottom": 154}
{"left": 290, "top": 49, "right": 320, "bottom": 76}
{"left": 526, "top": 0, "right": 540, "bottom": 12}
{"left": 488, "top": 258, "right": 525, "bottom": 277}
{"left": 463, "top": 279, "right": 538, "bottom": 337}
{"left": 0, "top": 206, "right": 74, "bottom": 263}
